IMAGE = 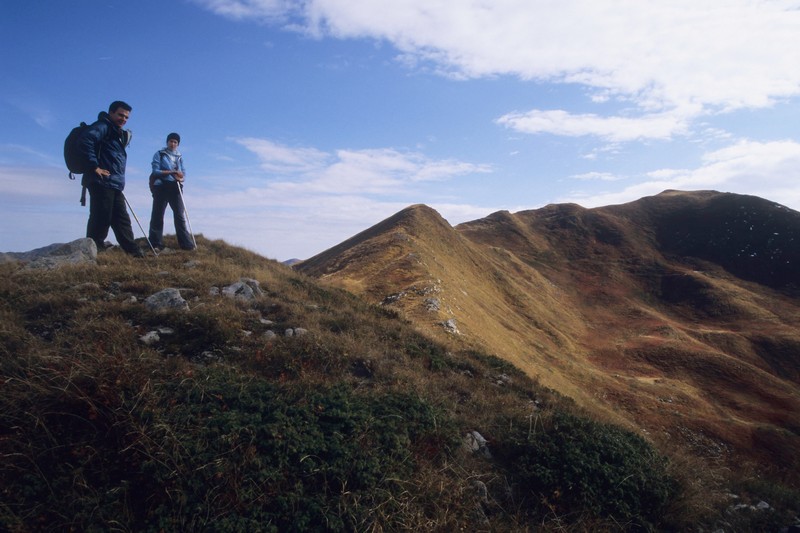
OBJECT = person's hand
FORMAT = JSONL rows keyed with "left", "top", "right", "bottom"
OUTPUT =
{"left": 95, "top": 167, "right": 110, "bottom": 179}
{"left": 174, "top": 171, "right": 185, "bottom": 182}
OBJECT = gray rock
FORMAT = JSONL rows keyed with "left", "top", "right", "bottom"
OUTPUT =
{"left": 442, "top": 318, "right": 459, "bottom": 334}
{"left": 424, "top": 298, "right": 441, "bottom": 312}
{"left": 222, "top": 278, "right": 264, "bottom": 301}
{"left": 4, "top": 238, "right": 98, "bottom": 270}
{"left": 139, "top": 331, "right": 160, "bottom": 345}
{"left": 464, "top": 430, "right": 492, "bottom": 459}
{"left": 144, "top": 288, "right": 189, "bottom": 312}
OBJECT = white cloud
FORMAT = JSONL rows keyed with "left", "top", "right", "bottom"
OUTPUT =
{"left": 496, "top": 108, "right": 693, "bottom": 142}
{"left": 233, "top": 138, "right": 491, "bottom": 196}
{"left": 235, "top": 137, "right": 330, "bottom": 173}
{"left": 196, "top": 0, "right": 800, "bottom": 115}
{"left": 571, "top": 171, "right": 623, "bottom": 182}
{"left": 193, "top": 0, "right": 800, "bottom": 147}
{"left": 192, "top": 0, "right": 297, "bottom": 21}
{"left": 564, "top": 139, "right": 800, "bottom": 210}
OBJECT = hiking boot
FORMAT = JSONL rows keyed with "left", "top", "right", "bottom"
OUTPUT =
{"left": 129, "top": 248, "right": 145, "bottom": 258}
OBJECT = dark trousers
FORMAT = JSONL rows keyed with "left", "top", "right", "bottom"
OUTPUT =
{"left": 86, "top": 184, "right": 138, "bottom": 254}
{"left": 149, "top": 182, "right": 194, "bottom": 250}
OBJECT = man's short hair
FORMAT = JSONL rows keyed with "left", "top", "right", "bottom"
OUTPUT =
{"left": 109, "top": 100, "right": 132, "bottom": 113}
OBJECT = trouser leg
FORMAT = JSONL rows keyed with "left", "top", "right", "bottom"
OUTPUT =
{"left": 109, "top": 190, "right": 139, "bottom": 254}
{"left": 168, "top": 184, "right": 194, "bottom": 250}
{"left": 149, "top": 187, "right": 169, "bottom": 248}
{"left": 86, "top": 184, "right": 114, "bottom": 249}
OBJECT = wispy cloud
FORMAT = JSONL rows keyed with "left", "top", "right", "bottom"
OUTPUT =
{"left": 236, "top": 137, "right": 330, "bottom": 173}
{"left": 232, "top": 138, "right": 491, "bottom": 196}
{"left": 192, "top": 0, "right": 297, "bottom": 21}
{"left": 195, "top": 1, "right": 800, "bottom": 137}
{"left": 5, "top": 96, "right": 53, "bottom": 129}
{"left": 570, "top": 171, "right": 623, "bottom": 182}
{"left": 197, "top": 0, "right": 800, "bottom": 109}
{"left": 496, "top": 108, "right": 693, "bottom": 142}
{"left": 564, "top": 140, "right": 800, "bottom": 209}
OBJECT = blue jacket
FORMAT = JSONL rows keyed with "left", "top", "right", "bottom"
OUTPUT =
{"left": 78, "top": 112, "right": 130, "bottom": 191}
{"left": 151, "top": 148, "right": 185, "bottom": 187}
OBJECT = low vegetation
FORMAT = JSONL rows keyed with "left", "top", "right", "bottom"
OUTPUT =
{"left": 0, "top": 236, "right": 797, "bottom": 531}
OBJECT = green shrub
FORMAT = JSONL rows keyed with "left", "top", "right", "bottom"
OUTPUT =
{"left": 496, "top": 411, "right": 677, "bottom": 530}
{"left": 130, "top": 372, "right": 459, "bottom": 531}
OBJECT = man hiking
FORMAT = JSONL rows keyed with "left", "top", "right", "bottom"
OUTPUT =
{"left": 78, "top": 100, "right": 143, "bottom": 257}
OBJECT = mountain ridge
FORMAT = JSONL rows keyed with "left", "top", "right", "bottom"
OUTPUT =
{"left": 297, "top": 189, "right": 800, "bottom": 476}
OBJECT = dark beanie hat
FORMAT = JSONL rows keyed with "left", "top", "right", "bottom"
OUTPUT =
{"left": 167, "top": 132, "right": 181, "bottom": 144}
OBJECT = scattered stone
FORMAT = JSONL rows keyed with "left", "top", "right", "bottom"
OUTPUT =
{"left": 468, "top": 479, "right": 490, "bottom": 526}
{"left": 494, "top": 373, "right": 512, "bottom": 386}
{"left": 222, "top": 278, "right": 264, "bottom": 301}
{"left": 464, "top": 430, "right": 492, "bottom": 459}
{"left": 442, "top": 318, "right": 459, "bottom": 334}
{"left": 140, "top": 331, "right": 160, "bottom": 345}
{"left": 209, "top": 287, "right": 220, "bottom": 296}
{"left": 424, "top": 298, "right": 440, "bottom": 312}
{"left": 285, "top": 328, "right": 294, "bottom": 337}
{"left": 144, "top": 288, "right": 189, "bottom": 312}
{"left": 294, "top": 327, "right": 308, "bottom": 336}
{"left": 381, "top": 292, "right": 406, "bottom": 305}
{"left": 263, "top": 330, "right": 276, "bottom": 339}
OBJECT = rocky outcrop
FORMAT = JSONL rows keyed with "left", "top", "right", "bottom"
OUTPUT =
{"left": 1, "top": 238, "right": 97, "bottom": 269}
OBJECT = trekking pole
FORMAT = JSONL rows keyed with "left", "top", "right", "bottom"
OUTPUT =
{"left": 176, "top": 183, "right": 197, "bottom": 249}
{"left": 122, "top": 192, "right": 158, "bottom": 256}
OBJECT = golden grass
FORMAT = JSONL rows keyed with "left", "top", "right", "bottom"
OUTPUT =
{"left": 297, "top": 198, "right": 800, "bottom": 491}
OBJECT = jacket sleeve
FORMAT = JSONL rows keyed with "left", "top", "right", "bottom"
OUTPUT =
{"left": 151, "top": 151, "right": 163, "bottom": 174}
{"left": 78, "top": 121, "right": 109, "bottom": 169}
{"left": 179, "top": 156, "right": 186, "bottom": 178}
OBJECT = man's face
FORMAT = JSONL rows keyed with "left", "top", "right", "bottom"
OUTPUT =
{"left": 110, "top": 108, "right": 130, "bottom": 127}
{"left": 167, "top": 139, "right": 179, "bottom": 150}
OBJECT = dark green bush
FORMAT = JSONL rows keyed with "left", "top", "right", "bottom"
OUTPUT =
{"left": 131, "top": 372, "right": 459, "bottom": 531}
{"left": 496, "top": 411, "right": 677, "bottom": 530}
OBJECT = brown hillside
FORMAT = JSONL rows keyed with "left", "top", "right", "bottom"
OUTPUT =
{"left": 297, "top": 190, "right": 800, "bottom": 479}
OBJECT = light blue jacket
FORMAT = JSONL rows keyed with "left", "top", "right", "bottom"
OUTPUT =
{"left": 151, "top": 148, "right": 185, "bottom": 187}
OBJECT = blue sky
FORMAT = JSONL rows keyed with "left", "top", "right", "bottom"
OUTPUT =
{"left": 3, "top": 0, "right": 800, "bottom": 260}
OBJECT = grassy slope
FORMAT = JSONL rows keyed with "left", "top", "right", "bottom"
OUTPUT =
{"left": 298, "top": 193, "right": 800, "bottom": 492}
{"left": 0, "top": 236, "right": 707, "bottom": 531}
